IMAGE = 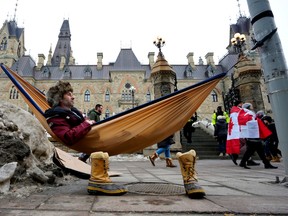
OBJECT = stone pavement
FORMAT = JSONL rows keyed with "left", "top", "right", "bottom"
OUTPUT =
{"left": 0, "top": 157, "right": 287, "bottom": 216}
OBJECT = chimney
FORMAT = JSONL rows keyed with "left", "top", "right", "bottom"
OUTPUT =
{"left": 186, "top": 52, "right": 196, "bottom": 70}
{"left": 148, "top": 52, "right": 155, "bottom": 68}
{"left": 36, "top": 54, "right": 45, "bottom": 70}
{"left": 205, "top": 52, "right": 215, "bottom": 67}
{"left": 97, "top": 52, "right": 103, "bottom": 70}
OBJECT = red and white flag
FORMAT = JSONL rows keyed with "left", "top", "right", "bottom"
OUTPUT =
{"left": 226, "top": 106, "right": 242, "bottom": 154}
{"left": 226, "top": 107, "right": 271, "bottom": 154}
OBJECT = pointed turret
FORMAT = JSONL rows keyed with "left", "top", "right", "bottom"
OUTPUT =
{"left": 51, "top": 20, "right": 72, "bottom": 67}
{"left": 46, "top": 45, "right": 52, "bottom": 66}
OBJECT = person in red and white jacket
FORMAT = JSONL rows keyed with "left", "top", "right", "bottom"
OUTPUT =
{"left": 238, "top": 103, "right": 277, "bottom": 169}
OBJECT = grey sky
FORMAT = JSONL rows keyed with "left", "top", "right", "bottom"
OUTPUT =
{"left": 1, "top": 0, "right": 287, "bottom": 65}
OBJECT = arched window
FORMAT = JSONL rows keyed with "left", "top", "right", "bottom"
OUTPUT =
{"left": 9, "top": 89, "right": 13, "bottom": 99}
{"left": 121, "top": 83, "right": 135, "bottom": 101}
{"left": 105, "top": 108, "right": 110, "bottom": 119}
{"left": 146, "top": 90, "right": 151, "bottom": 102}
{"left": 0, "top": 37, "right": 7, "bottom": 50}
{"left": 211, "top": 90, "right": 218, "bottom": 102}
{"left": 105, "top": 89, "right": 110, "bottom": 102}
{"left": 84, "top": 90, "right": 90, "bottom": 102}
{"left": 9, "top": 86, "right": 19, "bottom": 99}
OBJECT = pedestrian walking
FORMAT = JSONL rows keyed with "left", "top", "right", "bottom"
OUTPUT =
{"left": 149, "top": 135, "right": 177, "bottom": 168}
{"left": 238, "top": 103, "right": 277, "bottom": 169}
{"left": 214, "top": 115, "right": 228, "bottom": 157}
{"left": 183, "top": 112, "right": 197, "bottom": 143}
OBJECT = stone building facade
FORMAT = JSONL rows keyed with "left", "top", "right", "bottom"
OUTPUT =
{"left": 0, "top": 15, "right": 273, "bottom": 125}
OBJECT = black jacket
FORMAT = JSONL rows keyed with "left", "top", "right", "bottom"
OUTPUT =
{"left": 214, "top": 119, "right": 228, "bottom": 138}
{"left": 157, "top": 135, "right": 175, "bottom": 148}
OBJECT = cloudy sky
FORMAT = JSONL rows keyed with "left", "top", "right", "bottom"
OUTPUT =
{"left": 1, "top": 0, "right": 287, "bottom": 65}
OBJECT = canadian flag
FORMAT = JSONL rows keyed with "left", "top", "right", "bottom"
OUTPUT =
{"left": 226, "top": 106, "right": 271, "bottom": 154}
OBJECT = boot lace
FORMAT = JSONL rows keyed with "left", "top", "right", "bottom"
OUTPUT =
{"left": 184, "top": 159, "right": 198, "bottom": 182}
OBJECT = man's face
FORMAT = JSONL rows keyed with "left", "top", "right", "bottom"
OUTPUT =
{"left": 60, "top": 91, "right": 75, "bottom": 109}
{"left": 96, "top": 106, "right": 103, "bottom": 114}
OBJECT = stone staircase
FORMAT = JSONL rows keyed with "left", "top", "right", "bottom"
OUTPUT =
{"left": 179, "top": 127, "right": 221, "bottom": 159}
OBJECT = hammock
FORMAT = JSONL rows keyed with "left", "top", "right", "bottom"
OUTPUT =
{"left": 1, "top": 63, "right": 226, "bottom": 156}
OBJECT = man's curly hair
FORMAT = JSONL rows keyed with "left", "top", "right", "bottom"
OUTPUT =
{"left": 46, "top": 81, "right": 73, "bottom": 107}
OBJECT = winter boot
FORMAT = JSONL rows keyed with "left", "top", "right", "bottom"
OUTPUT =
{"left": 176, "top": 150, "right": 205, "bottom": 199}
{"left": 166, "top": 158, "right": 177, "bottom": 168}
{"left": 87, "top": 152, "right": 128, "bottom": 195}
{"left": 271, "top": 156, "right": 281, "bottom": 162}
{"left": 229, "top": 154, "right": 238, "bottom": 165}
{"left": 148, "top": 152, "right": 158, "bottom": 166}
{"left": 78, "top": 153, "right": 90, "bottom": 163}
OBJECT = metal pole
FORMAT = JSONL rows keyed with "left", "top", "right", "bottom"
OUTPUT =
{"left": 247, "top": 0, "right": 288, "bottom": 181}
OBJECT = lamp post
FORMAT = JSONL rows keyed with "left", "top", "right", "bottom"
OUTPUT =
{"left": 224, "top": 33, "right": 246, "bottom": 111}
{"left": 153, "top": 37, "right": 165, "bottom": 56}
{"left": 231, "top": 33, "right": 246, "bottom": 54}
{"left": 130, "top": 86, "right": 136, "bottom": 108}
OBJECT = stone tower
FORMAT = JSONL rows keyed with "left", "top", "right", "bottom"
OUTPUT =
{"left": 0, "top": 20, "right": 25, "bottom": 68}
{"left": 51, "top": 20, "right": 73, "bottom": 67}
{"left": 234, "top": 55, "right": 264, "bottom": 111}
{"left": 150, "top": 48, "right": 176, "bottom": 97}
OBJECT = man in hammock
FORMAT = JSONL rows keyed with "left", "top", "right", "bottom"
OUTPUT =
{"left": 44, "top": 81, "right": 127, "bottom": 195}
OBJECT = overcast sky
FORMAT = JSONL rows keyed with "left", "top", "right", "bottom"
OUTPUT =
{"left": 1, "top": 0, "right": 287, "bottom": 65}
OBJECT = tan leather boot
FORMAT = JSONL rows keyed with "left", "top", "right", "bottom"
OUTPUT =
{"left": 176, "top": 150, "right": 205, "bottom": 199}
{"left": 148, "top": 152, "right": 158, "bottom": 166}
{"left": 166, "top": 158, "right": 177, "bottom": 167}
{"left": 87, "top": 151, "right": 127, "bottom": 195}
{"left": 271, "top": 156, "right": 281, "bottom": 162}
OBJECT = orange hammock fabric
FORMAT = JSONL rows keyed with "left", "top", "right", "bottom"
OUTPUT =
{"left": 1, "top": 64, "right": 226, "bottom": 156}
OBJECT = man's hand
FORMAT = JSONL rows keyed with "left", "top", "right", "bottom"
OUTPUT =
{"left": 86, "top": 119, "right": 96, "bottom": 125}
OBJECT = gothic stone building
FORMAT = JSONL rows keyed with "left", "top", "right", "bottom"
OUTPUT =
{"left": 0, "top": 16, "right": 272, "bottom": 123}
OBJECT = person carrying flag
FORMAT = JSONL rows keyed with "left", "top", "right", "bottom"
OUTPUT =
{"left": 238, "top": 103, "right": 277, "bottom": 169}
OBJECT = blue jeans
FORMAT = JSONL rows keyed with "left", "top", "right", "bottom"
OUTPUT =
{"left": 156, "top": 145, "right": 171, "bottom": 158}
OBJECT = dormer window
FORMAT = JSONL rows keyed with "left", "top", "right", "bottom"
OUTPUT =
{"left": 42, "top": 67, "right": 51, "bottom": 78}
{"left": 64, "top": 67, "right": 71, "bottom": 78}
{"left": 185, "top": 65, "right": 193, "bottom": 77}
{"left": 84, "top": 66, "right": 92, "bottom": 78}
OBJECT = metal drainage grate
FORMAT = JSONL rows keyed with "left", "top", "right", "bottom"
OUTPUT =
{"left": 126, "top": 182, "right": 185, "bottom": 195}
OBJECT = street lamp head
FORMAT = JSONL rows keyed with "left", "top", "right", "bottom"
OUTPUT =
{"left": 231, "top": 32, "right": 246, "bottom": 54}
{"left": 240, "top": 34, "right": 246, "bottom": 42}
{"left": 231, "top": 38, "right": 236, "bottom": 45}
{"left": 234, "top": 33, "right": 241, "bottom": 39}
{"left": 129, "top": 86, "right": 136, "bottom": 92}
{"left": 154, "top": 36, "right": 165, "bottom": 54}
